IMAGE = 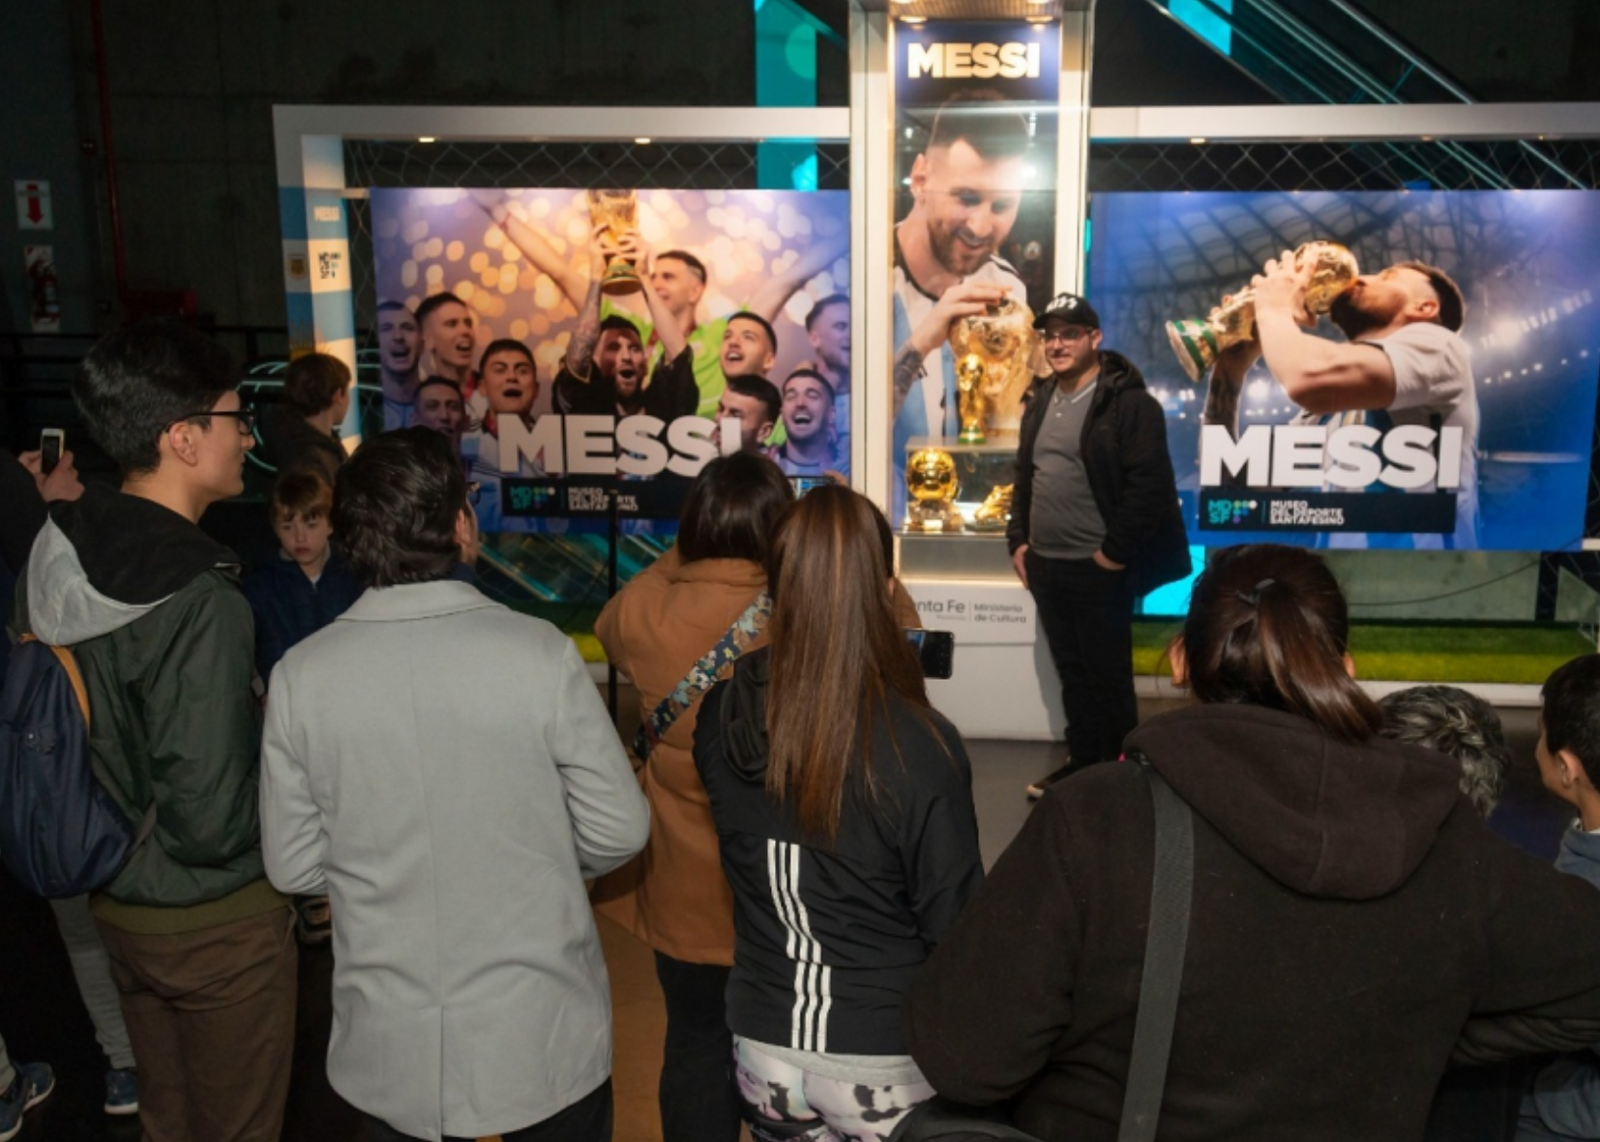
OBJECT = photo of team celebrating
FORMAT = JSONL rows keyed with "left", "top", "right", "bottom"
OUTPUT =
{"left": 369, "top": 187, "right": 852, "bottom": 528}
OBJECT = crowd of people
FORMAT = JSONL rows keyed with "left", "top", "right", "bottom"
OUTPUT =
{"left": 6, "top": 316, "right": 1600, "bottom": 1142}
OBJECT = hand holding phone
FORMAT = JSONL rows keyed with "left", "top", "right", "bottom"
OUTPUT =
{"left": 905, "top": 628, "right": 955, "bottom": 679}
{"left": 40, "top": 428, "right": 64, "bottom": 475}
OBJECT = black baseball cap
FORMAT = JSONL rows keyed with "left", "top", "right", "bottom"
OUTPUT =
{"left": 1033, "top": 292, "right": 1100, "bottom": 331}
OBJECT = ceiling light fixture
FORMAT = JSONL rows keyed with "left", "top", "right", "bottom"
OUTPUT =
{"left": 417, "top": 136, "right": 436, "bottom": 144}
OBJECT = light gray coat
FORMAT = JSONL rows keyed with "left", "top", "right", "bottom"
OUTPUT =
{"left": 259, "top": 580, "right": 649, "bottom": 1141}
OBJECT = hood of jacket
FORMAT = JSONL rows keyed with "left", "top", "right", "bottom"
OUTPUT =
{"left": 1125, "top": 704, "right": 1463, "bottom": 901}
{"left": 26, "top": 483, "right": 239, "bottom": 645}
{"left": 717, "top": 647, "right": 774, "bottom": 783}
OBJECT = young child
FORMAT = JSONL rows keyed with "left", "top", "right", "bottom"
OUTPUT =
{"left": 243, "top": 468, "right": 362, "bottom": 683}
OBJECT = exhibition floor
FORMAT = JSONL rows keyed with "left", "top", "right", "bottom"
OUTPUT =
{"left": 0, "top": 701, "right": 1568, "bottom": 1142}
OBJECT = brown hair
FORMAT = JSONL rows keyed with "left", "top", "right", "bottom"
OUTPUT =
{"left": 1395, "top": 260, "right": 1466, "bottom": 333}
{"left": 283, "top": 352, "right": 351, "bottom": 417}
{"left": 677, "top": 452, "right": 794, "bottom": 564}
{"left": 269, "top": 468, "right": 333, "bottom": 523}
{"left": 764, "top": 486, "right": 932, "bottom": 842}
{"left": 1182, "top": 544, "right": 1382, "bottom": 743}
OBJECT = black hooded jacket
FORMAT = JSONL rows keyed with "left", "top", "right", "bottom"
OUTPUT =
{"left": 694, "top": 648, "right": 984, "bottom": 1056}
{"left": 1007, "top": 350, "right": 1190, "bottom": 597}
{"left": 906, "top": 704, "right": 1600, "bottom": 1142}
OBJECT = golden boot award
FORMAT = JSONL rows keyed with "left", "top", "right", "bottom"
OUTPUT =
{"left": 904, "top": 448, "right": 965, "bottom": 533}
{"left": 587, "top": 189, "right": 644, "bottom": 297}
{"left": 1165, "top": 241, "right": 1359, "bottom": 382}
{"left": 949, "top": 297, "right": 1037, "bottom": 443}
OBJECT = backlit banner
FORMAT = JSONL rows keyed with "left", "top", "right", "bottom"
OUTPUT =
{"left": 890, "top": 19, "right": 1059, "bottom": 522}
{"left": 370, "top": 187, "right": 850, "bottom": 531}
{"left": 1089, "top": 189, "right": 1600, "bottom": 551}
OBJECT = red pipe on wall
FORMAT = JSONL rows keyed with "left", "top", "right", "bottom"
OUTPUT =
{"left": 88, "top": 0, "right": 130, "bottom": 308}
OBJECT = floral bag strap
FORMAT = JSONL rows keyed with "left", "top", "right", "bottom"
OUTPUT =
{"left": 632, "top": 592, "right": 772, "bottom": 762}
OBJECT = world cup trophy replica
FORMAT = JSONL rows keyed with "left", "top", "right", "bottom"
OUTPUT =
{"left": 586, "top": 189, "right": 644, "bottom": 297}
{"left": 904, "top": 447, "right": 964, "bottom": 533}
{"left": 949, "top": 297, "right": 1038, "bottom": 444}
{"left": 1165, "top": 241, "right": 1359, "bottom": 382}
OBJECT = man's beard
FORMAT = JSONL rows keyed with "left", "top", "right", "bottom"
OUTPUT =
{"left": 1329, "top": 290, "right": 1394, "bottom": 340}
{"left": 928, "top": 221, "right": 991, "bottom": 277}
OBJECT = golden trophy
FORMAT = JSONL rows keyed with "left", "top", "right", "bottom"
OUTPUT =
{"left": 904, "top": 448, "right": 964, "bottom": 533}
{"left": 949, "top": 297, "right": 1037, "bottom": 443}
{"left": 586, "top": 189, "right": 643, "bottom": 297}
{"left": 1165, "top": 241, "right": 1360, "bottom": 382}
{"left": 970, "top": 484, "right": 1014, "bottom": 533}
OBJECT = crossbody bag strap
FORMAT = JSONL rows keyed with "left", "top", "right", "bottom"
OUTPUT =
{"left": 1118, "top": 757, "right": 1195, "bottom": 1142}
{"left": 632, "top": 591, "right": 772, "bottom": 761}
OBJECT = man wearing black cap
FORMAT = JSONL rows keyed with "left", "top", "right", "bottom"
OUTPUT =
{"left": 1009, "top": 292, "right": 1190, "bottom": 799}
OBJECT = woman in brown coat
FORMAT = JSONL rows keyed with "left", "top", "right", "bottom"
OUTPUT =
{"left": 593, "top": 452, "right": 794, "bottom": 1142}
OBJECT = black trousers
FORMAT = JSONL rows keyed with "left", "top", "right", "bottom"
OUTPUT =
{"left": 654, "top": 952, "right": 741, "bottom": 1142}
{"left": 1026, "top": 549, "right": 1139, "bottom": 765}
{"left": 365, "top": 1078, "right": 612, "bottom": 1142}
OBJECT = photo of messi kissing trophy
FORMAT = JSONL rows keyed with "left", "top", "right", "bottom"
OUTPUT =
{"left": 587, "top": 188, "right": 643, "bottom": 296}
{"left": 1166, "top": 241, "right": 1360, "bottom": 381}
{"left": 949, "top": 296, "right": 1037, "bottom": 445}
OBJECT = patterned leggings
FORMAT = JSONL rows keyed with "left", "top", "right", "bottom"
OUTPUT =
{"left": 733, "top": 1037, "right": 935, "bottom": 1142}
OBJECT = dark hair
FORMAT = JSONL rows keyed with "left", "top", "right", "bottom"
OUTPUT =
{"left": 928, "top": 88, "right": 1030, "bottom": 163}
{"left": 657, "top": 249, "right": 707, "bottom": 284}
{"left": 805, "top": 293, "right": 849, "bottom": 332}
{"left": 283, "top": 352, "right": 351, "bottom": 417}
{"left": 676, "top": 452, "right": 794, "bottom": 564}
{"left": 1395, "top": 261, "right": 1466, "bottom": 333}
{"left": 725, "top": 374, "right": 782, "bottom": 425}
{"left": 74, "top": 320, "right": 240, "bottom": 476}
{"left": 784, "top": 367, "right": 836, "bottom": 402}
{"left": 727, "top": 311, "right": 779, "bottom": 357}
{"left": 376, "top": 299, "right": 414, "bottom": 317}
{"left": 765, "top": 485, "right": 932, "bottom": 842}
{"left": 1379, "top": 685, "right": 1509, "bottom": 818}
{"left": 600, "top": 314, "right": 642, "bottom": 341}
{"left": 332, "top": 428, "right": 467, "bottom": 588}
{"left": 270, "top": 468, "right": 333, "bottom": 522}
{"left": 479, "top": 338, "right": 534, "bottom": 371}
{"left": 414, "top": 291, "right": 468, "bottom": 327}
{"left": 1542, "top": 654, "right": 1600, "bottom": 785}
{"left": 416, "top": 376, "right": 463, "bottom": 399}
{"left": 1182, "top": 544, "right": 1382, "bottom": 743}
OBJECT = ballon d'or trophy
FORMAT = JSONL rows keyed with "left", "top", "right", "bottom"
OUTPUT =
{"left": 586, "top": 189, "right": 643, "bottom": 297}
{"left": 1165, "top": 241, "right": 1359, "bottom": 382}
{"left": 905, "top": 448, "right": 964, "bottom": 534}
{"left": 949, "top": 297, "right": 1037, "bottom": 444}
{"left": 970, "top": 484, "right": 1014, "bottom": 533}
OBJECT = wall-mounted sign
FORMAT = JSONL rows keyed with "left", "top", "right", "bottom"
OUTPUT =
{"left": 15, "top": 180, "right": 53, "bottom": 230}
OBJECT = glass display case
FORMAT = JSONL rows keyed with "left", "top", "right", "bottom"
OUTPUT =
{"left": 899, "top": 436, "right": 1021, "bottom": 580}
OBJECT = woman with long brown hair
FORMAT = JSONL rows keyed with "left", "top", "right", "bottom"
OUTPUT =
{"left": 905, "top": 543, "right": 1600, "bottom": 1142}
{"left": 694, "top": 485, "right": 983, "bottom": 1142}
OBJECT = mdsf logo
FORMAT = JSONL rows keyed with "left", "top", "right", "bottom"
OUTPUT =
{"left": 906, "top": 41, "right": 1042, "bottom": 80}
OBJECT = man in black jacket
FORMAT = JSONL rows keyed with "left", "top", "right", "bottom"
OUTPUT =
{"left": 1007, "top": 292, "right": 1189, "bottom": 798}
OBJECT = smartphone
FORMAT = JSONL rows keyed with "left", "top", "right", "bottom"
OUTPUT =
{"left": 40, "top": 428, "right": 64, "bottom": 475}
{"left": 789, "top": 475, "right": 832, "bottom": 497}
{"left": 905, "top": 628, "right": 955, "bottom": 680}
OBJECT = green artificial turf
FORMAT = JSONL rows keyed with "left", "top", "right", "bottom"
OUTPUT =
{"left": 1132, "top": 620, "right": 1596, "bottom": 684}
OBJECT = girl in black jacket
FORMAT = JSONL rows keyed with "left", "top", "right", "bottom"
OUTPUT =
{"left": 695, "top": 486, "right": 983, "bottom": 1142}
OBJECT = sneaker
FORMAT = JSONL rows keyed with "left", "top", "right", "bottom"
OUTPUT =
{"left": 104, "top": 1067, "right": 139, "bottom": 1116}
{"left": 1026, "top": 763, "right": 1077, "bottom": 801}
{"left": 0, "top": 1062, "right": 56, "bottom": 1142}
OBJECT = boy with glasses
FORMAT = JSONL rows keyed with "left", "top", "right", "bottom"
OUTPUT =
{"left": 10, "top": 320, "right": 297, "bottom": 1142}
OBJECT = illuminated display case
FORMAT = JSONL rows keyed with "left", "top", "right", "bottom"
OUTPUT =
{"left": 898, "top": 436, "right": 1021, "bottom": 580}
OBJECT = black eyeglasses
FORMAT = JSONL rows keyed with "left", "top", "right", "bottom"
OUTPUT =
{"left": 166, "top": 407, "right": 259, "bottom": 435}
{"left": 467, "top": 481, "right": 482, "bottom": 506}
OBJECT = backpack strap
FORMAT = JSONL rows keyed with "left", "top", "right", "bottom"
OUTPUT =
{"left": 20, "top": 634, "right": 89, "bottom": 729}
{"left": 632, "top": 592, "right": 771, "bottom": 761}
{"left": 1118, "top": 756, "right": 1195, "bottom": 1142}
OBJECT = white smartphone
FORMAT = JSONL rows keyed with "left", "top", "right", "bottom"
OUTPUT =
{"left": 40, "top": 427, "right": 65, "bottom": 475}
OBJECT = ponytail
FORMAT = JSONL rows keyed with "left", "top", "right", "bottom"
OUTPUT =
{"left": 1184, "top": 545, "right": 1382, "bottom": 742}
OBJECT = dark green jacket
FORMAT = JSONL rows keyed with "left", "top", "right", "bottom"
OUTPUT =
{"left": 12, "top": 486, "right": 272, "bottom": 929}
